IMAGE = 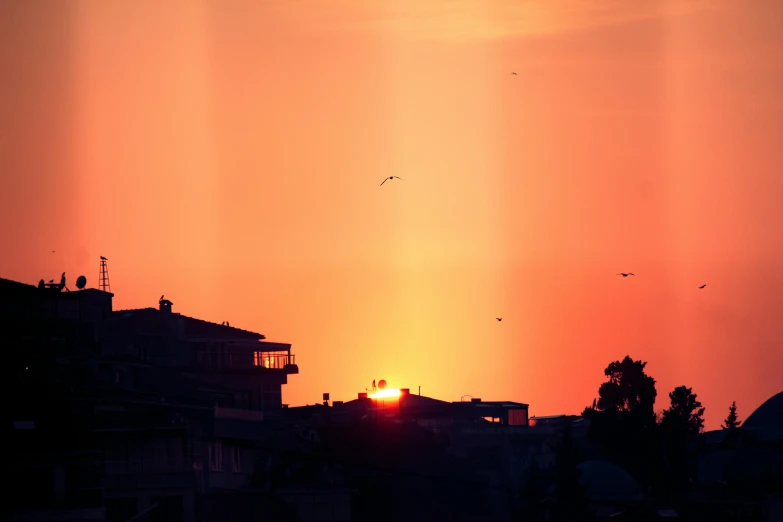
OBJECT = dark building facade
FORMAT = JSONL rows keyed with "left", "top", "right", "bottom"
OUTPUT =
{"left": 3, "top": 275, "right": 299, "bottom": 522}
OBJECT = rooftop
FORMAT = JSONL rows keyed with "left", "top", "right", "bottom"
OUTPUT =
{"left": 109, "top": 307, "right": 267, "bottom": 341}
{"left": 0, "top": 277, "right": 114, "bottom": 298}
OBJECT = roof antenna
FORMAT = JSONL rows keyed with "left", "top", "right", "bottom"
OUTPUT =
{"left": 99, "top": 256, "right": 112, "bottom": 292}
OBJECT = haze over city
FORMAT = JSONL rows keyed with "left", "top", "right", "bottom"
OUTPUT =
{"left": 2, "top": 0, "right": 782, "bottom": 430}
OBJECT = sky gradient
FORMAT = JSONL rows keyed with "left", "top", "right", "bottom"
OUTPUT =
{"left": 2, "top": 0, "right": 782, "bottom": 429}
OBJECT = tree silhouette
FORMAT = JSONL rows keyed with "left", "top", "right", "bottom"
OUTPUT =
{"left": 596, "top": 355, "right": 657, "bottom": 418}
{"left": 721, "top": 401, "right": 741, "bottom": 430}
{"left": 659, "top": 386, "right": 705, "bottom": 496}
{"left": 582, "top": 356, "right": 661, "bottom": 495}
{"left": 661, "top": 386, "right": 705, "bottom": 437}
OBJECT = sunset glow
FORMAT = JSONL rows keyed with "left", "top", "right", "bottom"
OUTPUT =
{"left": 1, "top": 0, "right": 781, "bottom": 430}
{"left": 370, "top": 389, "right": 402, "bottom": 400}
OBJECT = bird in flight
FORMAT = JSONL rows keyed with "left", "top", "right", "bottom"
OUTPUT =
{"left": 698, "top": 284, "right": 706, "bottom": 289}
{"left": 511, "top": 72, "right": 517, "bottom": 75}
{"left": 617, "top": 273, "right": 635, "bottom": 277}
{"left": 496, "top": 318, "right": 502, "bottom": 322}
{"left": 381, "top": 176, "right": 404, "bottom": 186}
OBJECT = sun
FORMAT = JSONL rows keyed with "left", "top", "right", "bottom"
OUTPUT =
{"left": 370, "top": 388, "right": 401, "bottom": 399}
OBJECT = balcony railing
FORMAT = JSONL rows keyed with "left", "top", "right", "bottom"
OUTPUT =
{"left": 196, "top": 349, "right": 298, "bottom": 372}
{"left": 100, "top": 465, "right": 195, "bottom": 491}
{"left": 9, "top": 507, "right": 106, "bottom": 522}
{"left": 214, "top": 406, "right": 264, "bottom": 422}
{"left": 253, "top": 352, "right": 296, "bottom": 370}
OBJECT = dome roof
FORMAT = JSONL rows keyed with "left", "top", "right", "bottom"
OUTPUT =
{"left": 743, "top": 392, "right": 783, "bottom": 430}
{"left": 577, "top": 460, "right": 644, "bottom": 503}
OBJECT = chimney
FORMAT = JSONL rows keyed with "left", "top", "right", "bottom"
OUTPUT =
{"left": 358, "top": 392, "right": 368, "bottom": 400}
{"left": 471, "top": 398, "right": 481, "bottom": 403}
{"left": 159, "top": 299, "right": 173, "bottom": 314}
{"left": 400, "top": 388, "right": 410, "bottom": 396}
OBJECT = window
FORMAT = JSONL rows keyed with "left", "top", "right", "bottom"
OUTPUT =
{"left": 208, "top": 441, "right": 223, "bottom": 471}
{"left": 166, "top": 438, "right": 183, "bottom": 466}
{"left": 235, "top": 391, "right": 251, "bottom": 409}
{"left": 214, "top": 394, "right": 232, "bottom": 408}
{"left": 105, "top": 441, "right": 128, "bottom": 474}
{"left": 113, "top": 367, "right": 133, "bottom": 389}
{"left": 231, "top": 447, "right": 241, "bottom": 473}
{"left": 193, "top": 462, "right": 205, "bottom": 494}
{"left": 509, "top": 409, "right": 528, "bottom": 426}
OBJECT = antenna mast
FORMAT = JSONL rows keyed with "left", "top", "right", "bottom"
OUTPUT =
{"left": 99, "top": 256, "right": 111, "bottom": 292}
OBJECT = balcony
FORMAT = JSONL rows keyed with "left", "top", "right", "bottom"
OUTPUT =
{"left": 214, "top": 406, "right": 264, "bottom": 422}
{"left": 100, "top": 464, "right": 195, "bottom": 491}
{"left": 213, "top": 406, "right": 265, "bottom": 440}
{"left": 198, "top": 344, "right": 298, "bottom": 374}
{"left": 9, "top": 507, "right": 106, "bottom": 522}
{"left": 253, "top": 351, "right": 297, "bottom": 373}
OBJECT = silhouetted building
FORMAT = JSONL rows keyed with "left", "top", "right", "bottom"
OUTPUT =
{"left": 687, "top": 391, "right": 783, "bottom": 521}
{"left": 3, "top": 274, "right": 299, "bottom": 522}
{"left": 287, "top": 389, "right": 528, "bottom": 430}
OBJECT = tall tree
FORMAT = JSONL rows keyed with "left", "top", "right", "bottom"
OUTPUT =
{"left": 596, "top": 355, "right": 657, "bottom": 417}
{"left": 661, "top": 386, "right": 705, "bottom": 437}
{"left": 722, "top": 401, "right": 741, "bottom": 429}
{"left": 582, "top": 356, "right": 661, "bottom": 492}
{"left": 660, "top": 386, "right": 705, "bottom": 495}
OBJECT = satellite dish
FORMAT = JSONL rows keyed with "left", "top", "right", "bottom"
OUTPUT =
{"left": 75, "top": 275, "right": 87, "bottom": 290}
{"left": 378, "top": 379, "right": 387, "bottom": 390}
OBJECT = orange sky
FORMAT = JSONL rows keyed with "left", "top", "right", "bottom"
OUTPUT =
{"left": 1, "top": 0, "right": 781, "bottom": 430}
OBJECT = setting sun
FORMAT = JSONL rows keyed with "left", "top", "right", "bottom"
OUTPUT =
{"left": 370, "top": 388, "right": 401, "bottom": 400}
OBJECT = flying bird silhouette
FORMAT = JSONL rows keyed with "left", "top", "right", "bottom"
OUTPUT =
{"left": 496, "top": 318, "right": 502, "bottom": 322}
{"left": 699, "top": 284, "right": 706, "bottom": 289}
{"left": 617, "top": 273, "right": 635, "bottom": 277}
{"left": 380, "top": 176, "right": 404, "bottom": 186}
{"left": 511, "top": 72, "right": 517, "bottom": 75}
